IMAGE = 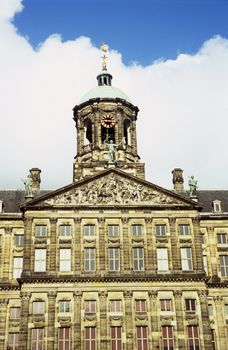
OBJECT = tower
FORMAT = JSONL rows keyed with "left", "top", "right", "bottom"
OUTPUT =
{"left": 73, "top": 44, "right": 145, "bottom": 181}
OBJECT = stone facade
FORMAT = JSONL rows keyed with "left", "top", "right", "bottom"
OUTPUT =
{"left": 0, "top": 65, "right": 228, "bottom": 350}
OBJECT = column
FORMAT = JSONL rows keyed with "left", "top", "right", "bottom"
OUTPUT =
{"left": 47, "top": 291, "right": 57, "bottom": 350}
{"left": 22, "top": 217, "right": 33, "bottom": 275}
{"left": 0, "top": 298, "right": 8, "bottom": 349}
{"left": 169, "top": 218, "right": 180, "bottom": 272}
{"left": 74, "top": 218, "right": 81, "bottom": 272}
{"left": 98, "top": 218, "right": 106, "bottom": 272}
{"left": 149, "top": 291, "right": 159, "bottom": 349}
{"left": 99, "top": 291, "right": 108, "bottom": 349}
{"left": 122, "top": 218, "right": 130, "bottom": 272}
{"left": 19, "top": 291, "right": 31, "bottom": 350}
{"left": 124, "top": 290, "right": 133, "bottom": 350}
{"left": 49, "top": 218, "right": 57, "bottom": 274}
{"left": 145, "top": 218, "right": 154, "bottom": 273}
{"left": 198, "top": 291, "right": 212, "bottom": 350}
{"left": 214, "top": 296, "right": 227, "bottom": 349}
{"left": 173, "top": 290, "right": 185, "bottom": 349}
{"left": 2, "top": 228, "right": 12, "bottom": 280}
{"left": 192, "top": 217, "right": 204, "bottom": 272}
{"left": 207, "top": 227, "right": 218, "bottom": 277}
{"left": 73, "top": 291, "right": 82, "bottom": 349}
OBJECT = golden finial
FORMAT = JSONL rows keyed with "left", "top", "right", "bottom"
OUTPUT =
{"left": 100, "top": 43, "right": 109, "bottom": 70}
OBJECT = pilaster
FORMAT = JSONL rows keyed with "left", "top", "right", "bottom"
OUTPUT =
{"left": 173, "top": 290, "right": 185, "bottom": 349}
{"left": 47, "top": 291, "right": 57, "bottom": 350}
{"left": 19, "top": 291, "right": 31, "bottom": 350}
{"left": 99, "top": 290, "right": 108, "bottom": 349}
{"left": 73, "top": 291, "right": 82, "bottom": 349}
{"left": 124, "top": 290, "right": 133, "bottom": 350}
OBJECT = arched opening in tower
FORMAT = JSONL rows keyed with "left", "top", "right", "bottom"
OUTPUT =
{"left": 124, "top": 120, "right": 131, "bottom": 146}
{"left": 101, "top": 126, "right": 115, "bottom": 143}
{"left": 84, "top": 119, "right": 92, "bottom": 145}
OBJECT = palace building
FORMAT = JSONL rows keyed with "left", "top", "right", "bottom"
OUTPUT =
{"left": 0, "top": 46, "right": 228, "bottom": 350}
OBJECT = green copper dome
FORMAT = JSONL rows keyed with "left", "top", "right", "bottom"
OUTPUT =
{"left": 80, "top": 85, "right": 131, "bottom": 103}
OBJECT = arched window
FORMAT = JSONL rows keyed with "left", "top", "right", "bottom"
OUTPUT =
{"left": 84, "top": 119, "right": 92, "bottom": 145}
{"left": 123, "top": 120, "right": 131, "bottom": 146}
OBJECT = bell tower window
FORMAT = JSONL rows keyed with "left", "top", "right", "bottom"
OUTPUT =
{"left": 84, "top": 119, "right": 92, "bottom": 145}
{"left": 124, "top": 120, "right": 131, "bottom": 146}
{"left": 101, "top": 126, "right": 115, "bottom": 144}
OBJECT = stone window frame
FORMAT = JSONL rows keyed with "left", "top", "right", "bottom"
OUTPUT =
{"left": 32, "top": 300, "right": 45, "bottom": 314}
{"left": 13, "top": 256, "right": 23, "bottom": 279}
{"left": 132, "top": 224, "right": 143, "bottom": 237}
{"left": 58, "top": 327, "right": 71, "bottom": 350}
{"left": 31, "top": 328, "right": 44, "bottom": 349}
{"left": 219, "top": 255, "right": 228, "bottom": 277}
{"left": 85, "top": 327, "right": 96, "bottom": 350}
{"left": 84, "top": 300, "right": 96, "bottom": 314}
{"left": 213, "top": 200, "right": 222, "bottom": 213}
{"left": 160, "top": 299, "right": 172, "bottom": 312}
{"left": 136, "top": 326, "right": 148, "bottom": 350}
{"left": 59, "top": 224, "right": 72, "bottom": 238}
{"left": 111, "top": 326, "right": 122, "bottom": 350}
{"left": 180, "top": 247, "right": 193, "bottom": 271}
{"left": 59, "top": 248, "right": 72, "bottom": 272}
{"left": 135, "top": 299, "right": 147, "bottom": 313}
{"left": 108, "top": 247, "right": 120, "bottom": 272}
{"left": 162, "top": 326, "right": 174, "bottom": 350}
{"left": 9, "top": 307, "right": 21, "bottom": 319}
{"left": 187, "top": 325, "right": 200, "bottom": 350}
{"left": 84, "top": 247, "right": 96, "bottom": 272}
{"left": 35, "top": 224, "right": 47, "bottom": 237}
{"left": 132, "top": 247, "right": 144, "bottom": 271}
{"left": 34, "top": 249, "right": 46, "bottom": 272}
{"left": 8, "top": 333, "right": 19, "bottom": 349}
{"left": 59, "top": 300, "right": 71, "bottom": 313}
{"left": 157, "top": 248, "right": 169, "bottom": 271}
{"left": 14, "top": 234, "right": 24, "bottom": 247}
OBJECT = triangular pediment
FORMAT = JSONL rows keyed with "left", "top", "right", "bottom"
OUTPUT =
{"left": 23, "top": 169, "right": 200, "bottom": 210}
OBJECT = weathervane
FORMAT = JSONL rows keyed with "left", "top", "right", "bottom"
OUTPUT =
{"left": 100, "top": 43, "right": 109, "bottom": 70}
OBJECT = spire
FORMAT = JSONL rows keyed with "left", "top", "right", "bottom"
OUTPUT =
{"left": 97, "top": 43, "right": 113, "bottom": 86}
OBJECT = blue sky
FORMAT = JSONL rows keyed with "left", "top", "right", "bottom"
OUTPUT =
{"left": 1, "top": 0, "right": 228, "bottom": 190}
{"left": 14, "top": 0, "right": 228, "bottom": 65}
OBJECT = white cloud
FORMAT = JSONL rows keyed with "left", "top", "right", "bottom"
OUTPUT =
{"left": 0, "top": 0, "right": 228, "bottom": 191}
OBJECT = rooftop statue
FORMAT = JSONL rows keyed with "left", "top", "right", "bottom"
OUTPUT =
{"left": 23, "top": 174, "right": 33, "bottom": 197}
{"left": 188, "top": 175, "right": 198, "bottom": 197}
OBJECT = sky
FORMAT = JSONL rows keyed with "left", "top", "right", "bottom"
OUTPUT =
{"left": 0, "top": 0, "right": 228, "bottom": 191}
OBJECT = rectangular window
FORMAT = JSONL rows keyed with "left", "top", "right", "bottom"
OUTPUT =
{"left": 58, "top": 327, "right": 70, "bottom": 350}
{"left": 108, "top": 225, "right": 119, "bottom": 237}
{"left": 35, "top": 225, "right": 47, "bottom": 237}
{"left": 10, "top": 307, "right": 21, "bottom": 319}
{"left": 60, "top": 249, "right": 71, "bottom": 272}
{"left": 85, "top": 300, "right": 96, "bottom": 314}
{"left": 211, "top": 329, "right": 216, "bottom": 350}
{"left": 34, "top": 249, "right": 46, "bottom": 272}
{"left": 208, "top": 304, "right": 213, "bottom": 316}
{"left": 133, "top": 247, "right": 144, "bottom": 271}
{"left": 85, "top": 327, "right": 96, "bottom": 350}
{"left": 187, "top": 326, "right": 200, "bottom": 350}
{"left": 135, "top": 300, "right": 147, "bottom": 312}
{"left": 84, "top": 248, "right": 96, "bottom": 271}
{"left": 185, "top": 299, "right": 196, "bottom": 312}
{"left": 13, "top": 257, "right": 23, "bottom": 278}
{"left": 217, "top": 233, "right": 228, "bottom": 244}
{"left": 110, "top": 300, "right": 122, "bottom": 313}
{"left": 14, "top": 235, "right": 24, "bottom": 246}
{"left": 181, "top": 248, "right": 193, "bottom": 271}
{"left": 59, "top": 225, "right": 72, "bottom": 237}
{"left": 8, "top": 333, "right": 19, "bottom": 350}
{"left": 179, "top": 224, "right": 190, "bottom": 236}
{"left": 59, "top": 300, "right": 70, "bottom": 313}
{"left": 160, "top": 299, "right": 172, "bottom": 312}
{"left": 31, "top": 328, "right": 44, "bottom": 350}
{"left": 111, "top": 326, "right": 122, "bottom": 350}
{"left": 155, "top": 224, "right": 166, "bottom": 236}
{"left": 203, "top": 256, "right": 208, "bottom": 274}
{"left": 33, "top": 301, "right": 45, "bottom": 314}
{"left": 136, "top": 326, "right": 148, "bottom": 350}
{"left": 109, "top": 248, "right": 120, "bottom": 271}
{"left": 220, "top": 255, "right": 228, "bottom": 276}
{"left": 162, "top": 326, "right": 174, "bottom": 350}
{"left": 225, "top": 304, "right": 228, "bottom": 316}
{"left": 84, "top": 225, "right": 95, "bottom": 237}
{"left": 157, "top": 248, "right": 169, "bottom": 271}
{"left": 132, "top": 224, "right": 143, "bottom": 236}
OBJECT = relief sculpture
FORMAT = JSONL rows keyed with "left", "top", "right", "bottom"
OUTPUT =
{"left": 45, "top": 174, "right": 178, "bottom": 206}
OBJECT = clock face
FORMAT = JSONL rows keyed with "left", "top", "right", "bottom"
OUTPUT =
{"left": 101, "top": 114, "right": 116, "bottom": 128}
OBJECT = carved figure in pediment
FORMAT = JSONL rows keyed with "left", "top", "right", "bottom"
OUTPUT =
{"left": 45, "top": 174, "right": 180, "bottom": 206}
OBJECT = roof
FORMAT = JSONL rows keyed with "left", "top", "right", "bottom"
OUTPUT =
{"left": 0, "top": 190, "right": 50, "bottom": 213}
{"left": 80, "top": 85, "right": 131, "bottom": 104}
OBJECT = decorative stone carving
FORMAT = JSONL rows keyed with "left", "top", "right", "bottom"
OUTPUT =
{"left": 84, "top": 315, "right": 96, "bottom": 321}
{"left": 45, "top": 174, "right": 182, "bottom": 206}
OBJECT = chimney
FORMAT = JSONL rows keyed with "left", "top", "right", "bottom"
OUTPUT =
{"left": 29, "top": 168, "right": 41, "bottom": 192}
{"left": 172, "top": 168, "right": 184, "bottom": 191}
